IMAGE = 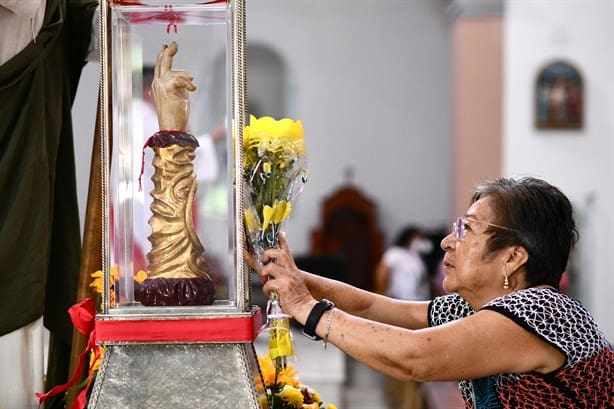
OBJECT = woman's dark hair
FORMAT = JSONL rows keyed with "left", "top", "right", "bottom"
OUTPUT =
{"left": 393, "top": 226, "right": 421, "bottom": 247}
{"left": 471, "top": 177, "right": 578, "bottom": 288}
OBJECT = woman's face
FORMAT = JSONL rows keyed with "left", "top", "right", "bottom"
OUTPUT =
{"left": 440, "top": 196, "right": 506, "bottom": 302}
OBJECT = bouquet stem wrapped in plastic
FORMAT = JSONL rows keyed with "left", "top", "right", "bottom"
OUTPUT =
{"left": 242, "top": 115, "right": 308, "bottom": 368}
{"left": 267, "top": 292, "right": 294, "bottom": 367}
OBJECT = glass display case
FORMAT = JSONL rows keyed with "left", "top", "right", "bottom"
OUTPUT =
{"left": 100, "top": 0, "right": 248, "bottom": 314}
{"left": 89, "top": 1, "right": 266, "bottom": 407}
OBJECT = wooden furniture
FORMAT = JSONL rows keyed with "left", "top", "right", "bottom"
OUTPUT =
{"left": 310, "top": 185, "right": 384, "bottom": 291}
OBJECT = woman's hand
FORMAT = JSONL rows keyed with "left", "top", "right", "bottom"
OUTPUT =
{"left": 152, "top": 42, "right": 196, "bottom": 130}
{"left": 258, "top": 233, "right": 316, "bottom": 323}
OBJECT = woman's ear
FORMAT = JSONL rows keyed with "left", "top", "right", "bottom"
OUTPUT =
{"left": 505, "top": 245, "right": 529, "bottom": 273}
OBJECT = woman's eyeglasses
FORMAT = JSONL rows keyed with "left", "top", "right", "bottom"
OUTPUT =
{"left": 452, "top": 217, "right": 516, "bottom": 241}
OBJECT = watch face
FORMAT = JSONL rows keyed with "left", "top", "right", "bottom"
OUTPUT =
{"left": 301, "top": 329, "right": 321, "bottom": 341}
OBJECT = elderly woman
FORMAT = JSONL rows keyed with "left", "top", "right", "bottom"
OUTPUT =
{"left": 251, "top": 177, "right": 613, "bottom": 408}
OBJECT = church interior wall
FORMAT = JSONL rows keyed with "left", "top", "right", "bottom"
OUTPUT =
{"left": 70, "top": 0, "right": 612, "bottom": 338}
{"left": 503, "top": 0, "right": 613, "bottom": 338}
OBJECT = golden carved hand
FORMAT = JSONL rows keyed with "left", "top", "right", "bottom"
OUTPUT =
{"left": 152, "top": 41, "right": 196, "bottom": 131}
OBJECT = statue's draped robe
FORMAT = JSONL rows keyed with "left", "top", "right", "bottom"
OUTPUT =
{"left": 0, "top": 0, "right": 97, "bottom": 403}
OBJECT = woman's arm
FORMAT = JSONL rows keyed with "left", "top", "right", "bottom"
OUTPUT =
{"left": 252, "top": 233, "right": 430, "bottom": 329}
{"left": 259, "top": 235, "right": 565, "bottom": 382}
{"left": 301, "top": 269, "right": 430, "bottom": 330}
{"left": 301, "top": 305, "right": 565, "bottom": 382}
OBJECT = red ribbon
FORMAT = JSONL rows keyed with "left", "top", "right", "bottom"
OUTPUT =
{"left": 37, "top": 300, "right": 262, "bottom": 407}
{"left": 96, "top": 308, "right": 262, "bottom": 343}
{"left": 36, "top": 298, "right": 100, "bottom": 409}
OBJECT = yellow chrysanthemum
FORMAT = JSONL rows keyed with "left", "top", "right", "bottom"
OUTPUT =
{"left": 310, "top": 388, "right": 321, "bottom": 404}
{"left": 325, "top": 404, "right": 337, "bottom": 409}
{"left": 243, "top": 115, "right": 297, "bottom": 140}
{"left": 277, "top": 367, "right": 300, "bottom": 388}
{"left": 257, "top": 354, "right": 275, "bottom": 387}
{"left": 257, "top": 354, "right": 300, "bottom": 388}
{"left": 91, "top": 266, "right": 119, "bottom": 288}
{"left": 89, "top": 270, "right": 103, "bottom": 294}
{"left": 90, "top": 345, "right": 105, "bottom": 372}
{"left": 90, "top": 266, "right": 119, "bottom": 295}
{"left": 111, "top": 265, "right": 121, "bottom": 284}
{"left": 279, "top": 385, "right": 304, "bottom": 408}
{"left": 243, "top": 115, "right": 306, "bottom": 157}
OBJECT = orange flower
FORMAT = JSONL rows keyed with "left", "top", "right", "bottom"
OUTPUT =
{"left": 89, "top": 270, "right": 103, "bottom": 294}
{"left": 257, "top": 354, "right": 300, "bottom": 388}
{"left": 90, "top": 345, "right": 105, "bottom": 372}
{"left": 134, "top": 270, "right": 148, "bottom": 283}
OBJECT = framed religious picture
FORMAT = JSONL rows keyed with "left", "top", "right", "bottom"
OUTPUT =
{"left": 535, "top": 60, "right": 583, "bottom": 129}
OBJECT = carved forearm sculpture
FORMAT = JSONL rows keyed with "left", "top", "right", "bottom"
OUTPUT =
{"left": 139, "top": 42, "right": 215, "bottom": 306}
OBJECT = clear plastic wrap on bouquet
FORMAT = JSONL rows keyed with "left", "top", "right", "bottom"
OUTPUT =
{"left": 242, "top": 115, "right": 308, "bottom": 365}
{"left": 242, "top": 115, "right": 308, "bottom": 264}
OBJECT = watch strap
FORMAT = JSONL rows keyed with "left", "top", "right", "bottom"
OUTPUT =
{"left": 302, "top": 299, "right": 335, "bottom": 340}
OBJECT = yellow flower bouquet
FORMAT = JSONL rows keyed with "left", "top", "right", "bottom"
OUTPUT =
{"left": 242, "top": 115, "right": 308, "bottom": 259}
{"left": 258, "top": 354, "right": 337, "bottom": 409}
{"left": 242, "top": 115, "right": 308, "bottom": 381}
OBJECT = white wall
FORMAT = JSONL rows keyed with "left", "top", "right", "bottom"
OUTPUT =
{"left": 245, "top": 0, "right": 453, "bottom": 251}
{"left": 504, "top": 0, "right": 614, "bottom": 338}
{"left": 73, "top": 0, "right": 454, "bottom": 256}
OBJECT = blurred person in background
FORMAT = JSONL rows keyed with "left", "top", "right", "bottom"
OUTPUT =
{"left": 375, "top": 225, "right": 431, "bottom": 301}
{"left": 374, "top": 225, "right": 432, "bottom": 408}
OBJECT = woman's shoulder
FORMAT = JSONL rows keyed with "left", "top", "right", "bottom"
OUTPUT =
{"left": 428, "top": 293, "right": 474, "bottom": 326}
{"left": 488, "top": 286, "right": 571, "bottom": 305}
{"left": 483, "top": 288, "right": 610, "bottom": 363}
{"left": 484, "top": 287, "right": 585, "bottom": 318}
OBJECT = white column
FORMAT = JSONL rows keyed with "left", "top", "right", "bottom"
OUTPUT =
{"left": 0, "top": 318, "right": 46, "bottom": 409}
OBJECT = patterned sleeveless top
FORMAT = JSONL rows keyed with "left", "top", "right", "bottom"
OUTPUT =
{"left": 428, "top": 288, "right": 614, "bottom": 408}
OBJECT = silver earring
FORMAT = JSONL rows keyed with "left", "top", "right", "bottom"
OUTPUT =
{"left": 504, "top": 275, "right": 509, "bottom": 289}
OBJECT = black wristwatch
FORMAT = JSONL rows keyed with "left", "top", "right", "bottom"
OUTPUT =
{"left": 302, "top": 299, "right": 335, "bottom": 340}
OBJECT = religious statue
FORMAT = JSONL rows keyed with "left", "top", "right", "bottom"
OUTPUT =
{"left": 138, "top": 42, "right": 216, "bottom": 306}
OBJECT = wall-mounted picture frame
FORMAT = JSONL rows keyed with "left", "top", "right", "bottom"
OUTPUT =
{"left": 535, "top": 60, "right": 583, "bottom": 129}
